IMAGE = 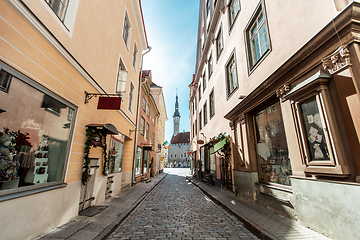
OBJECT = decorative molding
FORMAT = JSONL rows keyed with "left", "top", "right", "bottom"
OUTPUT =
{"left": 322, "top": 45, "right": 351, "bottom": 74}
{"left": 229, "top": 121, "right": 235, "bottom": 130}
{"left": 240, "top": 114, "right": 246, "bottom": 124}
{"left": 276, "top": 84, "right": 290, "bottom": 101}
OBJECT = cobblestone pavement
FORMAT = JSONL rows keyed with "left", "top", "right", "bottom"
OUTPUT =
{"left": 107, "top": 172, "right": 259, "bottom": 240}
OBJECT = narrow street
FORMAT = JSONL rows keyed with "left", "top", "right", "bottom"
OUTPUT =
{"left": 107, "top": 168, "right": 259, "bottom": 240}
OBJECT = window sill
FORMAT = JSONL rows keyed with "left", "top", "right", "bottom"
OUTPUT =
{"left": 227, "top": 87, "right": 238, "bottom": 100}
{"left": 304, "top": 164, "right": 351, "bottom": 177}
{"left": 0, "top": 182, "right": 67, "bottom": 203}
{"left": 256, "top": 182, "right": 293, "bottom": 193}
{"left": 247, "top": 49, "right": 271, "bottom": 76}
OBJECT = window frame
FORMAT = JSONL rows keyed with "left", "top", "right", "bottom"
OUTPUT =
{"left": 209, "top": 88, "right": 215, "bottom": 118}
{"left": 132, "top": 43, "right": 138, "bottom": 69}
{"left": 122, "top": 13, "right": 131, "bottom": 50}
{"left": 44, "top": 0, "right": 70, "bottom": 23}
{"left": 0, "top": 61, "right": 77, "bottom": 201}
{"left": 142, "top": 97, "right": 146, "bottom": 111}
{"left": 0, "top": 69, "right": 12, "bottom": 93}
{"left": 228, "top": 0, "right": 240, "bottom": 30}
{"left": 216, "top": 26, "right": 224, "bottom": 60}
{"left": 204, "top": 101, "right": 208, "bottom": 126}
{"left": 146, "top": 104, "right": 150, "bottom": 117}
{"left": 225, "top": 50, "right": 239, "bottom": 98}
{"left": 202, "top": 71, "right": 206, "bottom": 91}
{"left": 283, "top": 71, "right": 351, "bottom": 177}
{"left": 199, "top": 110, "right": 202, "bottom": 130}
{"left": 128, "top": 81, "right": 135, "bottom": 113}
{"left": 140, "top": 117, "right": 145, "bottom": 135}
{"left": 244, "top": 0, "right": 271, "bottom": 73}
{"left": 198, "top": 84, "right": 202, "bottom": 100}
{"left": 208, "top": 52, "right": 213, "bottom": 79}
{"left": 145, "top": 122, "right": 149, "bottom": 139}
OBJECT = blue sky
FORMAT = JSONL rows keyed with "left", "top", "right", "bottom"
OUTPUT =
{"left": 140, "top": 0, "right": 199, "bottom": 143}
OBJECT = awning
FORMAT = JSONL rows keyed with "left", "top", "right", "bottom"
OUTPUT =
{"left": 214, "top": 137, "right": 228, "bottom": 152}
{"left": 142, "top": 144, "right": 153, "bottom": 151}
{"left": 86, "top": 123, "right": 119, "bottom": 135}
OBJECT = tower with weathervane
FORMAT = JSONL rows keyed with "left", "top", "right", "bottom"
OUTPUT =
{"left": 173, "top": 90, "right": 180, "bottom": 136}
{"left": 168, "top": 90, "right": 190, "bottom": 168}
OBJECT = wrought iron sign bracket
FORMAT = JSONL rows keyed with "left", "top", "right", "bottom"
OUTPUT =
{"left": 84, "top": 91, "right": 120, "bottom": 104}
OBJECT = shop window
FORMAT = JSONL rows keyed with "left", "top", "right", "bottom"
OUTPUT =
{"left": 45, "top": 0, "right": 69, "bottom": 22}
{"left": 108, "top": 135, "right": 124, "bottom": 173}
{"left": 0, "top": 69, "right": 12, "bottom": 93}
{"left": 245, "top": 0, "right": 270, "bottom": 71}
{"left": 135, "top": 147, "right": 142, "bottom": 175}
{"left": 0, "top": 63, "right": 76, "bottom": 194}
{"left": 254, "top": 102, "right": 292, "bottom": 186}
{"left": 283, "top": 70, "right": 351, "bottom": 176}
{"left": 143, "top": 150, "right": 150, "bottom": 173}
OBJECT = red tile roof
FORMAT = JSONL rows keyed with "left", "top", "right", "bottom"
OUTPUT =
{"left": 171, "top": 132, "right": 190, "bottom": 144}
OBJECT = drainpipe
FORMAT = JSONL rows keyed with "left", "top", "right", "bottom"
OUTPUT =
{"left": 132, "top": 46, "right": 152, "bottom": 185}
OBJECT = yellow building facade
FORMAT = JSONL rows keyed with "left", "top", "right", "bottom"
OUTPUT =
{"left": 0, "top": 0, "right": 148, "bottom": 239}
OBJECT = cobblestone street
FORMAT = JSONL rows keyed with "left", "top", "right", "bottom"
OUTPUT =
{"left": 107, "top": 169, "right": 259, "bottom": 240}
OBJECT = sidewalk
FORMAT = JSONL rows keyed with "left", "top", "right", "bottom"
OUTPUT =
{"left": 35, "top": 172, "right": 167, "bottom": 240}
{"left": 186, "top": 176, "right": 331, "bottom": 240}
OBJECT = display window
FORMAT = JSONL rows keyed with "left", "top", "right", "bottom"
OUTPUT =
{"left": 108, "top": 135, "right": 125, "bottom": 174}
{"left": 254, "top": 102, "right": 292, "bottom": 186}
{"left": 143, "top": 150, "right": 149, "bottom": 173}
{"left": 135, "top": 147, "right": 142, "bottom": 176}
{"left": 0, "top": 64, "right": 76, "bottom": 193}
{"left": 298, "top": 97, "right": 333, "bottom": 163}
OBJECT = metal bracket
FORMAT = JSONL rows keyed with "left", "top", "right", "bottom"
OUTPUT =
{"left": 84, "top": 91, "right": 120, "bottom": 104}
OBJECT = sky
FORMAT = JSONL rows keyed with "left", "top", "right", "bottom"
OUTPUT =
{"left": 140, "top": 0, "right": 199, "bottom": 143}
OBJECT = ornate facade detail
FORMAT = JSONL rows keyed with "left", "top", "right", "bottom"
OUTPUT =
{"left": 240, "top": 114, "right": 246, "bottom": 124}
{"left": 276, "top": 84, "right": 290, "bottom": 100}
{"left": 322, "top": 45, "right": 351, "bottom": 74}
{"left": 229, "top": 121, "right": 235, "bottom": 130}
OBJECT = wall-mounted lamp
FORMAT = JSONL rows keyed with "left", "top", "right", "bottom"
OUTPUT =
{"left": 239, "top": 95, "right": 246, "bottom": 100}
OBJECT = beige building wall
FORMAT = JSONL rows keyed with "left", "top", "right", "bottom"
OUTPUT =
{"left": 150, "top": 85, "right": 167, "bottom": 173}
{"left": 0, "top": 0, "right": 148, "bottom": 239}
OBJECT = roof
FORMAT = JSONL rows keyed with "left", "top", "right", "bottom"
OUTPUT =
{"left": 142, "top": 70, "right": 151, "bottom": 77}
{"left": 151, "top": 81, "right": 160, "bottom": 87}
{"left": 171, "top": 132, "right": 190, "bottom": 144}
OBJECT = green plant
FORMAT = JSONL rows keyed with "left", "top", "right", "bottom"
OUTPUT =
{"left": 102, "top": 135, "right": 108, "bottom": 176}
{"left": 82, "top": 127, "right": 94, "bottom": 185}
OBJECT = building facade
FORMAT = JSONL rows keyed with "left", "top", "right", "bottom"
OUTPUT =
{"left": 150, "top": 81, "right": 167, "bottom": 174}
{"left": 190, "top": 0, "right": 360, "bottom": 239}
{"left": 168, "top": 93, "right": 190, "bottom": 168}
{"left": 134, "top": 70, "right": 159, "bottom": 182}
{"left": 0, "top": 0, "right": 148, "bottom": 239}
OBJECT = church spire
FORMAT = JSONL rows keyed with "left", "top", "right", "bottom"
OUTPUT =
{"left": 173, "top": 89, "right": 180, "bottom": 136}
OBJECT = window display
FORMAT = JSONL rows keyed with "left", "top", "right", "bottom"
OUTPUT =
{"left": 143, "top": 150, "right": 149, "bottom": 174}
{"left": 255, "top": 102, "right": 292, "bottom": 186}
{"left": 135, "top": 147, "right": 142, "bottom": 175}
{"left": 299, "top": 97, "right": 331, "bottom": 162}
{"left": 108, "top": 135, "right": 124, "bottom": 174}
{"left": 0, "top": 72, "right": 75, "bottom": 191}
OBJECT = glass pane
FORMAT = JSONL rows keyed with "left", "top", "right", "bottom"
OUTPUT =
{"left": 135, "top": 147, "right": 142, "bottom": 175}
{"left": 255, "top": 102, "right": 292, "bottom": 186}
{"left": 0, "top": 76, "right": 74, "bottom": 189}
{"left": 300, "top": 98, "right": 331, "bottom": 161}
{"left": 108, "top": 135, "right": 124, "bottom": 173}
{"left": 0, "top": 70, "right": 11, "bottom": 92}
{"left": 144, "top": 150, "right": 149, "bottom": 173}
